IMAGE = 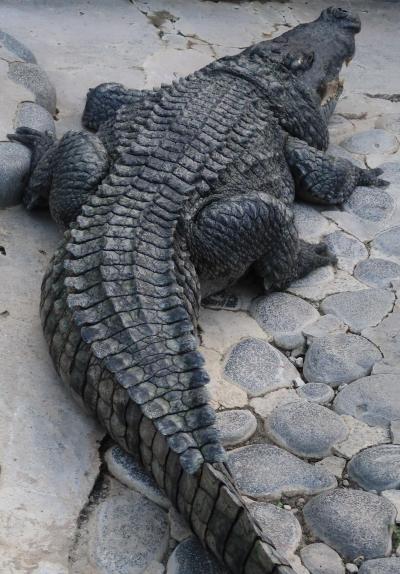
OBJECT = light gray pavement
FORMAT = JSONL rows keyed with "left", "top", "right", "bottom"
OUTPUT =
{"left": 1, "top": 1, "right": 400, "bottom": 573}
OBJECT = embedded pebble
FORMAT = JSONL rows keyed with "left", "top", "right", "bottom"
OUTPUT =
{"left": 359, "top": 557, "right": 400, "bottom": 574}
{"left": 249, "top": 502, "right": 302, "bottom": 557}
{"left": 343, "top": 187, "right": 394, "bottom": 223}
{"left": 14, "top": 101, "right": 56, "bottom": 135}
{"left": 320, "top": 289, "right": 395, "bottom": 333}
{"left": 354, "top": 258, "right": 400, "bottom": 288}
{"left": 224, "top": 338, "right": 299, "bottom": 397}
{"left": 315, "top": 455, "right": 346, "bottom": 478}
{"left": 370, "top": 226, "right": 400, "bottom": 263}
{"left": 334, "top": 375, "right": 400, "bottom": 428}
{"left": 293, "top": 202, "right": 336, "bottom": 243}
{"left": 166, "top": 537, "right": 226, "bottom": 574}
{"left": 333, "top": 415, "right": 390, "bottom": 459}
{"left": 227, "top": 443, "right": 336, "bottom": 499}
{"left": 302, "top": 314, "right": 347, "bottom": 341}
{"left": 251, "top": 292, "right": 319, "bottom": 350}
{"left": 300, "top": 543, "right": 345, "bottom": 574}
{"left": 0, "top": 142, "right": 31, "bottom": 207}
{"left": 362, "top": 311, "right": 400, "bottom": 373}
{"left": 216, "top": 409, "right": 257, "bottom": 447}
{"left": 265, "top": 400, "right": 348, "bottom": 458}
{"left": 303, "top": 334, "right": 381, "bottom": 387}
{"left": 288, "top": 267, "right": 365, "bottom": 302}
{"left": 346, "top": 565, "right": 358, "bottom": 574}
{"left": 340, "top": 129, "right": 399, "bottom": 156}
{"left": 381, "top": 491, "right": 400, "bottom": 523}
{"left": 348, "top": 445, "right": 400, "bottom": 492}
{"left": 144, "top": 562, "right": 165, "bottom": 574}
{"left": 303, "top": 488, "right": 396, "bottom": 560}
{"left": 296, "top": 382, "right": 335, "bottom": 405}
{"left": 375, "top": 113, "right": 400, "bottom": 135}
{"left": 89, "top": 483, "right": 169, "bottom": 574}
{"left": 324, "top": 231, "right": 368, "bottom": 273}
{"left": 104, "top": 445, "right": 169, "bottom": 509}
{"left": 8, "top": 61, "right": 56, "bottom": 114}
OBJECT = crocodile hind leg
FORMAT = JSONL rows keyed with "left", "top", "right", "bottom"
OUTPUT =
{"left": 8, "top": 127, "right": 109, "bottom": 229}
{"left": 285, "top": 135, "right": 389, "bottom": 205}
{"left": 185, "top": 192, "right": 335, "bottom": 296}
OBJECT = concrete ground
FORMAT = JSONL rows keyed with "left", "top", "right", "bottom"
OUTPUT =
{"left": 1, "top": 1, "right": 400, "bottom": 574}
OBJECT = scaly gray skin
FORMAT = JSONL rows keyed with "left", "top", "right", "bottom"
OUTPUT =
{"left": 9, "top": 7, "right": 388, "bottom": 573}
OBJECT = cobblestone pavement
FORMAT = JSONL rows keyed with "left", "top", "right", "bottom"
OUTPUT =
{"left": 1, "top": 1, "right": 400, "bottom": 573}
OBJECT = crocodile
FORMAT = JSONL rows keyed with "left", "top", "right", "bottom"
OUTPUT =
{"left": 9, "top": 7, "right": 388, "bottom": 573}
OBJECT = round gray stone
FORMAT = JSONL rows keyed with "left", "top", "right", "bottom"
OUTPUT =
{"left": 300, "top": 543, "right": 345, "bottom": 574}
{"left": 224, "top": 338, "right": 299, "bottom": 397}
{"left": 216, "top": 409, "right": 257, "bottom": 447}
{"left": 266, "top": 400, "right": 348, "bottom": 458}
{"left": 14, "top": 101, "right": 56, "bottom": 136}
{"left": 227, "top": 443, "right": 336, "bottom": 499}
{"left": 303, "top": 334, "right": 381, "bottom": 387}
{"left": 320, "top": 289, "right": 395, "bottom": 333}
{"left": 334, "top": 374, "right": 400, "bottom": 427}
{"left": 0, "top": 142, "right": 31, "bottom": 207}
{"left": 8, "top": 62, "right": 56, "bottom": 114}
{"left": 0, "top": 29, "right": 37, "bottom": 63}
{"left": 343, "top": 187, "right": 394, "bottom": 223}
{"left": 90, "top": 486, "right": 169, "bottom": 574}
{"left": 324, "top": 231, "right": 368, "bottom": 273}
{"left": 296, "top": 383, "right": 335, "bottom": 405}
{"left": 359, "top": 557, "right": 400, "bottom": 574}
{"left": 348, "top": 445, "right": 400, "bottom": 492}
{"left": 340, "top": 129, "right": 399, "bottom": 156}
{"left": 249, "top": 502, "right": 302, "bottom": 556}
{"left": 371, "top": 226, "right": 400, "bottom": 262}
{"left": 354, "top": 258, "right": 400, "bottom": 288}
{"left": 376, "top": 113, "right": 400, "bottom": 136}
{"left": 251, "top": 292, "right": 320, "bottom": 350}
{"left": 166, "top": 537, "right": 226, "bottom": 574}
{"left": 303, "top": 488, "right": 396, "bottom": 560}
{"left": 104, "top": 445, "right": 169, "bottom": 509}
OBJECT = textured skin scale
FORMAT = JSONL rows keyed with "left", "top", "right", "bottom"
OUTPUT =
{"left": 12, "top": 8, "right": 389, "bottom": 574}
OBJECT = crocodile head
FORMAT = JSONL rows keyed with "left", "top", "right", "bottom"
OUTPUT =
{"left": 269, "top": 6, "right": 361, "bottom": 113}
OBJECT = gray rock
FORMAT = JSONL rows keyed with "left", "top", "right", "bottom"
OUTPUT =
{"left": 90, "top": 484, "right": 169, "bottom": 574}
{"left": 300, "top": 543, "right": 345, "bottom": 574}
{"left": 354, "top": 258, "right": 400, "bottom": 289}
{"left": 340, "top": 129, "right": 399, "bottom": 156}
{"left": 359, "top": 558, "right": 400, "bottom": 574}
{"left": 216, "top": 409, "right": 257, "bottom": 447}
{"left": 363, "top": 311, "right": 400, "bottom": 372}
{"left": 302, "top": 314, "right": 347, "bottom": 342}
{"left": 303, "top": 488, "right": 396, "bottom": 560}
{"left": 324, "top": 231, "right": 368, "bottom": 273}
{"left": 224, "top": 338, "right": 299, "bottom": 397}
{"left": 14, "top": 101, "right": 56, "bottom": 136}
{"left": 249, "top": 502, "right": 302, "bottom": 557}
{"left": 296, "top": 383, "right": 335, "bottom": 405}
{"left": 293, "top": 202, "right": 335, "bottom": 243}
{"left": 348, "top": 445, "right": 400, "bottom": 492}
{"left": 166, "top": 537, "right": 226, "bottom": 574}
{"left": 371, "top": 226, "right": 400, "bottom": 263}
{"left": 320, "top": 289, "right": 395, "bottom": 333}
{"left": 104, "top": 445, "right": 169, "bottom": 509}
{"left": 334, "top": 374, "right": 400, "bottom": 427}
{"left": 343, "top": 187, "right": 394, "bottom": 223}
{"left": 375, "top": 113, "right": 400, "bottom": 136}
{"left": 381, "top": 490, "right": 400, "bottom": 523}
{"left": 0, "top": 29, "right": 37, "bottom": 63}
{"left": 251, "top": 292, "right": 319, "bottom": 350}
{"left": 0, "top": 142, "right": 31, "bottom": 207}
{"left": 8, "top": 62, "right": 56, "bottom": 114}
{"left": 327, "top": 143, "right": 364, "bottom": 168}
{"left": 266, "top": 400, "right": 348, "bottom": 458}
{"left": 303, "top": 334, "right": 381, "bottom": 387}
{"left": 227, "top": 443, "right": 336, "bottom": 499}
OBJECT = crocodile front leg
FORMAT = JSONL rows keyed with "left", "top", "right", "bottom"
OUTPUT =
{"left": 285, "top": 135, "right": 388, "bottom": 205}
